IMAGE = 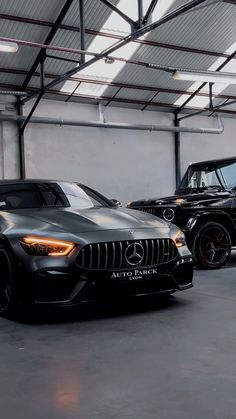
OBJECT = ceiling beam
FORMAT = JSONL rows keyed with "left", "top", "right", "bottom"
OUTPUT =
{"left": 138, "top": 0, "right": 144, "bottom": 28}
{"left": 0, "top": 81, "right": 175, "bottom": 109}
{"left": 22, "top": 0, "right": 74, "bottom": 88}
{"left": 0, "top": 13, "right": 232, "bottom": 60}
{"left": 14, "top": 0, "right": 208, "bottom": 130}
{"left": 142, "top": 0, "right": 159, "bottom": 25}
{"left": 1, "top": 81, "right": 236, "bottom": 115}
{"left": 178, "top": 46, "right": 236, "bottom": 111}
{"left": 98, "top": 0, "right": 136, "bottom": 26}
{"left": 1, "top": 66, "right": 236, "bottom": 101}
{"left": 22, "top": 0, "right": 209, "bottom": 107}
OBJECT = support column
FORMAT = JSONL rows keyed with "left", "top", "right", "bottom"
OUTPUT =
{"left": 174, "top": 111, "right": 181, "bottom": 189}
{"left": 17, "top": 98, "right": 26, "bottom": 179}
{"left": 0, "top": 118, "right": 4, "bottom": 179}
{"left": 0, "top": 95, "right": 21, "bottom": 179}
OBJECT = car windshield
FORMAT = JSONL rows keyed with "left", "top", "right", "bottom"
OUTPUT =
{"left": 0, "top": 182, "right": 112, "bottom": 210}
{"left": 178, "top": 161, "right": 236, "bottom": 192}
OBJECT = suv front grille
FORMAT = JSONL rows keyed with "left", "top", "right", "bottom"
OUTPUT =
{"left": 77, "top": 239, "right": 178, "bottom": 270}
{"left": 136, "top": 206, "right": 157, "bottom": 215}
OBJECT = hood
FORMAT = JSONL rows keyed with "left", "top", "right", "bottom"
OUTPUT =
{"left": 130, "top": 191, "right": 233, "bottom": 208}
{"left": 6, "top": 206, "right": 168, "bottom": 234}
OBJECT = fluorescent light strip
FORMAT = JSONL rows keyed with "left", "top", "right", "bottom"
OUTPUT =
{"left": 61, "top": 0, "right": 175, "bottom": 97}
{"left": 0, "top": 41, "right": 18, "bottom": 53}
{"left": 174, "top": 40, "right": 236, "bottom": 109}
{"left": 173, "top": 70, "right": 236, "bottom": 84}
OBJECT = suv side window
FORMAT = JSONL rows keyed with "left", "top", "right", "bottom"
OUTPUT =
{"left": 218, "top": 162, "right": 236, "bottom": 189}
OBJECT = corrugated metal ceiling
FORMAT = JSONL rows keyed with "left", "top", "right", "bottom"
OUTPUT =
{"left": 0, "top": 0, "right": 65, "bottom": 21}
{"left": 0, "top": 0, "right": 236, "bottom": 113}
{"left": 0, "top": 20, "right": 48, "bottom": 70}
{"left": 147, "top": 1, "right": 236, "bottom": 54}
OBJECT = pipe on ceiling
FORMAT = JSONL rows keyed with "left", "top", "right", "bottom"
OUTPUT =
{"left": 0, "top": 91, "right": 27, "bottom": 96}
{"left": 0, "top": 113, "right": 224, "bottom": 135}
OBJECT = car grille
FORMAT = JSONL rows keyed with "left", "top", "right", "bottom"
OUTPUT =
{"left": 77, "top": 239, "right": 178, "bottom": 270}
{"left": 135, "top": 206, "right": 157, "bottom": 215}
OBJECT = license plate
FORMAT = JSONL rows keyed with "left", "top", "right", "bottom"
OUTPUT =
{"left": 110, "top": 267, "right": 159, "bottom": 282}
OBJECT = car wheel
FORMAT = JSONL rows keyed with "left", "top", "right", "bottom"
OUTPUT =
{"left": 192, "top": 222, "right": 231, "bottom": 269}
{"left": 0, "top": 245, "right": 17, "bottom": 317}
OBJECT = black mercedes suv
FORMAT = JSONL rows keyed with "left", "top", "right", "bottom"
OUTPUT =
{"left": 129, "top": 157, "right": 236, "bottom": 269}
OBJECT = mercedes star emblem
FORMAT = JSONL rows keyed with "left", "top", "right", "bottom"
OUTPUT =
{"left": 125, "top": 242, "right": 144, "bottom": 266}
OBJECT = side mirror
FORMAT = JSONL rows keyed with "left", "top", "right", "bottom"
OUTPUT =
{"left": 111, "top": 199, "right": 122, "bottom": 207}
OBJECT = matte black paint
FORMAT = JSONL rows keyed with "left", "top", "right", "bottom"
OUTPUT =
{"left": 0, "top": 180, "right": 193, "bottom": 307}
{"left": 129, "top": 157, "right": 236, "bottom": 250}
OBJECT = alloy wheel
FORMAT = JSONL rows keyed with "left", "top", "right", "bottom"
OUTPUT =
{"left": 199, "top": 225, "right": 230, "bottom": 267}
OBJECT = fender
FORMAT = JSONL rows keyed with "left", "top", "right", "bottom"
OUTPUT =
{"left": 184, "top": 210, "right": 236, "bottom": 241}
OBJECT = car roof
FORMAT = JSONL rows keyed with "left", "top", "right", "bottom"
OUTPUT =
{"left": 0, "top": 179, "right": 79, "bottom": 185}
{"left": 189, "top": 156, "right": 236, "bottom": 168}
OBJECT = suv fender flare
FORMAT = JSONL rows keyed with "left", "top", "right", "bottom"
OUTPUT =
{"left": 185, "top": 210, "right": 236, "bottom": 245}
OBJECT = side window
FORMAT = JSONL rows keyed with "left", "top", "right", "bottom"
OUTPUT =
{"left": 0, "top": 185, "right": 42, "bottom": 209}
{"left": 219, "top": 163, "right": 236, "bottom": 189}
{"left": 80, "top": 186, "right": 108, "bottom": 207}
{"left": 37, "top": 184, "right": 70, "bottom": 207}
{"left": 188, "top": 170, "right": 220, "bottom": 188}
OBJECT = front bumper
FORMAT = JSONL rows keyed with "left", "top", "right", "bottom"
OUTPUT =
{"left": 9, "top": 232, "right": 193, "bottom": 306}
{"left": 26, "top": 256, "right": 193, "bottom": 306}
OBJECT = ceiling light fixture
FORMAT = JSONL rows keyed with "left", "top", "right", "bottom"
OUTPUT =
{"left": 0, "top": 41, "right": 18, "bottom": 53}
{"left": 173, "top": 70, "right": 236, "bottom": 85}
{"left": 174, "top": 40, "right": 236, "bottom": 109}
{"left": 105, "top": 56, "right": 115, "bottom": 64}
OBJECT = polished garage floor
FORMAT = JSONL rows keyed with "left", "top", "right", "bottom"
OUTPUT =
{"left": 1, "top": 262, "right": 236, "bottom": 419}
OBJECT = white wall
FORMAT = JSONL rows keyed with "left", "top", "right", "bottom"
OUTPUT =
{"left": 180, "top": 115, "right": 236, "bottom": 176}
{"left": 24, "top": 100, "right": 175, "bottom": 203}
{"left": 1, "top": 96, "right": 236, "bottom": 203}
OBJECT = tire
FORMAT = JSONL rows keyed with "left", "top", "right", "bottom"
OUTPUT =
{"left": 192, "top": 221, "right": 231, "bottom": 269}
{"left": 0, "top": 244, "right": 18, "bottom": 317}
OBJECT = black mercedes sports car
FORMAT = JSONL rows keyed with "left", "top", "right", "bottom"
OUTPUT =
{"left": 128, "top": 156, "right": 236, "bottom": 269}
{"left": 0, "top": 180, "right": 193, "bottom": 316}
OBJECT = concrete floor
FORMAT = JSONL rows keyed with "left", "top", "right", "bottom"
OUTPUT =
{"left": 1, "top": 260, "right": 236, "bottom": 419}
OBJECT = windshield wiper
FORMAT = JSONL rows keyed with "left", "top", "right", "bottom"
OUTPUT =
{"left": 200, "top": 186, "right": 225, "bottom": 192}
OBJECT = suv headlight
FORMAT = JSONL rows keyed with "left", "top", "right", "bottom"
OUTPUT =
{"left": 163, "top": 208, "right": 175, "bottom": 222}
{"left": 20, "top": 237, "right": 75, "bottom": 256}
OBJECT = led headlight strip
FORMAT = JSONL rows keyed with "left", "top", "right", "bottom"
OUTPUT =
{"left": 20, "top": 236, "right": 74, "bottom": 256}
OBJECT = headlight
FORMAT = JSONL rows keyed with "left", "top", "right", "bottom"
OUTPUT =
{"left": 163, "top": 208, "right": 175, "bottom": 222}
{"left": 20, "top": 237, "right": 75, "bottom": 256}
{"left": 175, "top": 198, "right": 186, "bottom": 205}
{"left": 173, "top": 231, "right": 186, "bottom": 248}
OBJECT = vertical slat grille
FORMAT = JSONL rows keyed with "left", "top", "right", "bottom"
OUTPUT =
{"left": 156, "top": 240, "right": 159, "bottom": 264}
{"left": 97, "top": 244, "right": 100, "bottom": 269}
{"left": 134, "top": 206, "right": 158, "bottom": 215}
{"left": 89, "top": 245, "right": 93, "bottom": 269}
{"left": 144, "top": 239, "right": 149, "bottom": 265}
{"left": 119, "top": 242, "right": 123, "bottom": 268}
{"left": 104, "top": 243, "right": 108, "bottom": 269}
{"left": 112, "top": 242, "right": 116, "bottom": 269}
{"left": 77, "top": 239, "right": 178, "bottom": 270}
{"left": 151, "top": 240, "right": 154, "bottom": 266}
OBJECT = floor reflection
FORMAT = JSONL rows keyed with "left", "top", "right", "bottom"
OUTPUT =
{"left": 53, "top": 372, "right": 80, "bottom": 410}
